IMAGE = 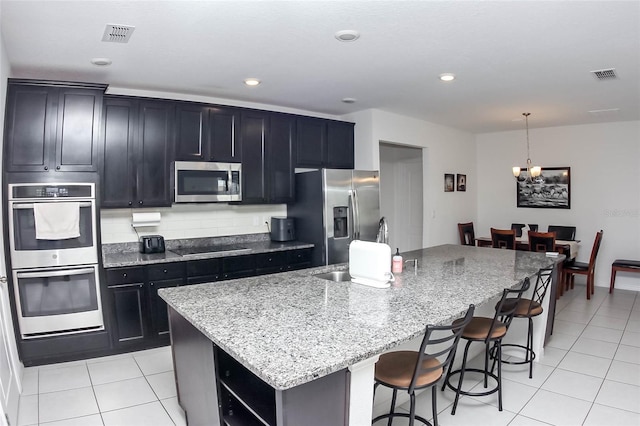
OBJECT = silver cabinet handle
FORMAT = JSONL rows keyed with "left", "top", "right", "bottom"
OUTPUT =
{"left": 0, "top": 276, "right": 6, "bottom": 283}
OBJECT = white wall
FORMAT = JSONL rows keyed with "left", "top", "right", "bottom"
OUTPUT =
{"left": 477, "top": 120, "right": 640, "bottom": 290}
{"left": 343, "top": 109, "right": 477, "bottom": 248}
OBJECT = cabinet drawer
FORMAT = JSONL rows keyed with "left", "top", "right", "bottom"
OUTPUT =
{"left": 255, "top": 251, "right": 287, "bottom": 269}
{"left": 287, "top": 248, "right": 312, "bottom": 265}
{"left": 186, "top": 258, "right": 221, "bottom": 277}
{"left": 106, "top": 267, "right": 145, "bottom": 286}
{"left": 147, "top": 263, "right": 185, "bottom": 281}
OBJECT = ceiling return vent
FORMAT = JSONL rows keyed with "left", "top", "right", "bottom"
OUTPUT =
{"left": 591, "top": 68, "right": 617, "bottom": 80}
{"left": 102, "top": 24, "right": 135, "bottom": 43}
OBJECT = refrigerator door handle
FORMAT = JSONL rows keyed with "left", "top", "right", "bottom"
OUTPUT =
{"left": 353, "top": 188, "right": 361, "bottom": 240}
{"left": 348, "top": 191, "right": 355, "bottom": 239}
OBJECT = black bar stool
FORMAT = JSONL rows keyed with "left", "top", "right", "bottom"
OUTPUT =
{"left": 441, "top": 278, "right": 530, "bottom": 414}
{"left": 494, "top": 267, "right": 554, "bottom": 379}
{"left": 372, "top": 304, "right": 475, "bottom": 426}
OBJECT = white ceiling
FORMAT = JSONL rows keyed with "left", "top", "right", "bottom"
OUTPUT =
{"left": 1, "top": 0, "right": 639, "bottom": 133}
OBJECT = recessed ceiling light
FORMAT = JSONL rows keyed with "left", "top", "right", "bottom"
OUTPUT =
{"left": 91, "top": 57, "right": 112, "bottom": 66}
{"left": 335, "top": 30, "right": 360, "bottom": 42}
{"left": 439, "top": 73, "right": 455, "bottom": 82}
{"left": 244, "top": 78, "right": 261, "bottom": 87}
{"left": 342, "top": 97, "right": 357, "bottom": 104}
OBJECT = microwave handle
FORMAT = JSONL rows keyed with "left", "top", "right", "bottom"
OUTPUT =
{"left": 12, "top": 202, "right": 93, "bottom": 209}
{"left": 16, "top": 267, "right": 96, "bottom": 279}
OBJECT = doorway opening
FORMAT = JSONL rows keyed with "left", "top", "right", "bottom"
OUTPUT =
{"left": 379, "top": 142, "right": 423, "bottom": 252}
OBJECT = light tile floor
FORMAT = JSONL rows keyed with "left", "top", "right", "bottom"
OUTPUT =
{"left": 17, "top": 347, "right": 186, "bottom": 426}
{"left": 17, "top": 286, "right": 640, "bottom": 425}
{"left": 385, "top": 286, "right": 640, "bottom": 425}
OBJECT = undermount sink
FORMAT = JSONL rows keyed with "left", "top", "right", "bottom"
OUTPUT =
{"left": 313, "top": 271, "right": 352, "bottom": 282}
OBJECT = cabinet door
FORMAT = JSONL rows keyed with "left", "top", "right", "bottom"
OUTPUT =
{"left": 4, "top": 84, "right": 55, "bottom": 172}
{"left": 240, "top": 111, "right": 268, "bottom": 203}
{"left": 326, "top": 121, "right": 354, "bottom": 169}
{"left": 295, "top": 117, "right": 325, "bottom": 167}
{"left": 255, "top": 251, "right": 287, "bottom": 275}
{"left": 108, "top": 283, "right": 147, "bottom": 344}
{"left": 148, "top": 278, "right": 183, "bottom": 339}
{"left": 286, "top": 248, "right": 313, "bottom": 271}
{"left": 136, "top": 101, "right": 175, "bottom": 207}
{"left": 55, "top": 88, "right": 103, "bottom": 171}
{"left": 106, "top": 267, "right": 147, "bottom": 345}
{"left": 268, "top": 114, "right": 295, "bottom": 203}
{"left": 175, "top": 104, "right": 206, "bottom": 161}
{"left": 186, "top": 258, "right": 221, "bottom": 285}
{"left": 208, "top": 107, "right": 241, "bottom": 162}
{"left": 102, "top": 97, "right": 137, "bottom": 207}
{"left": 222, "top": 255, "right": 256, "bottom": 280}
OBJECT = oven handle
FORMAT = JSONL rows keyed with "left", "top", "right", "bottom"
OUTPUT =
{"left": 12, "top": 202, "right": 93, "bottom": 209}
{"left": 16, "top": 267, "right": 96, "bottom": 279}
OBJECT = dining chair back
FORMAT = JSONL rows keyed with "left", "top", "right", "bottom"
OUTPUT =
{"left": 528, "top": 231, "right": 556, "bottom": 252}
{"left": 491, "top": 228, "right": 516, "bottom": 250}
{"left": 511, "top": 223, "right": 526, "bottom": 237}
{"left": 564, "top": 230, "right": 603, "bottom": 299}
{"left": 547, "top": 225, "right": 576, "bottom": 241}
{"left": 458, "top": 222, "right": 475, "bottom": 246}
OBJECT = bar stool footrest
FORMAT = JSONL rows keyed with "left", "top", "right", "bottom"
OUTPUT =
{"left": 373, "top": 412, "right": 432, "bottom": 426}
{"left": 444, "top": 368, "right": 500, "bottom": 397}
{"left": 490, "top": 343, "right": 536, "bottom": 366}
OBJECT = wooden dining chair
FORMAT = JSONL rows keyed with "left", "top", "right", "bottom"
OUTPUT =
{"left": 458, "top": 222, "right": 476, "bottom": 246}
{"left": 564, "top": 230, "right": 603, "bottom": 300}
{"left": 491, "top": 228, "right": 516, "bottom": 250}
{"left": 547, "top": 225, "right": 576, "bottom": 241}
{"left": 528, "top": 231, "right": 556, "bottom": 252}
{"left": 511, "top": 223, "right": 526, "bottom": 237}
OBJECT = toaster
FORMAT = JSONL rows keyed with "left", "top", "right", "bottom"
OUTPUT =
{"left": 139, "top": 235, "right": 166, "bottom": 254}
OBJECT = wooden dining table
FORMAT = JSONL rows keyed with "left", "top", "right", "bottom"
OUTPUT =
{"left": 475, "top": 237, "right": 580, "bottom": 298}
{"left": 475, "top": 237, "right": 579, "bottom": 260}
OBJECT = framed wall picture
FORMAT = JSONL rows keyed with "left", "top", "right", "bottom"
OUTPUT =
{"left": 516, "top": 167, "right": 571, "bottom": 209}
{"left": 456, "top": 174, "right": 466, "bottom": 192}
{"left": 444, "top": 174, "right": 454, "bottom": 192}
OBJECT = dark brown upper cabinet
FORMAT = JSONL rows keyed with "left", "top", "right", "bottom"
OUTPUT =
{"left": 4, "top": 80, "right": 105, "bottom": 173}
{"left": 101, "top": 96, "right": 175, "bottom": 208}
{"left": 175, "top": 103, "right": 241, "bottom": 163}
{"left": 295, "top": 117, "right": 354, "bottom": 169}
{"left": 240, "top": 111, "right": 296, "bottom": 204}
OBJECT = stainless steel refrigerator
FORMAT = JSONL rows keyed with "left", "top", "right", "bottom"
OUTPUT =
{"left": 288, "top": 169, "right": 380, "bottom": 267}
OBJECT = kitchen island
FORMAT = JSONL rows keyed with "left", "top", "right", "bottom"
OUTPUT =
{"left": 159, "top": 244, "right": 560, "bottom": 426}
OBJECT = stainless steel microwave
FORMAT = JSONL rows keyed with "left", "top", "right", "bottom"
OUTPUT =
{"left": 172, "top": 161, "right": 242, "bottom": 203}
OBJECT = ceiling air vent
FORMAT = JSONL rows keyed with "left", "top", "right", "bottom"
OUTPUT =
{"left": 591, "top": 68, "right": 617, "bottom": 80}
{"left": 102, "top": 24, "right": 135, "bottom": 43}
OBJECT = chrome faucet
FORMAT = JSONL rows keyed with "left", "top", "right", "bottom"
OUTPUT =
{"left": 376, "top": 217, "right": 389, "bottom": 244}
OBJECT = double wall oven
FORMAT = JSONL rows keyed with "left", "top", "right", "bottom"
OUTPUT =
{"left": 8, "top": 183, "right": 103, "bottom": 339}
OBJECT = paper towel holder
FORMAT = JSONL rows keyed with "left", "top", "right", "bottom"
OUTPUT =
{"left": 131, "top": 212, "right": 161, "bottom": 228}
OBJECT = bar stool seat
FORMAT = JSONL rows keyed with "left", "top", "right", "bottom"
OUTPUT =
{"left": 610, "top": 259, "right": 640, "bottom": 293}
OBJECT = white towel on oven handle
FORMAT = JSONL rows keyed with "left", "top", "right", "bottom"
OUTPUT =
{"left": 33, "top": 202, "right": 81, "bottom": 240}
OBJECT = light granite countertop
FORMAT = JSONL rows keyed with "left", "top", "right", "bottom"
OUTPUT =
{"left": 159, "top": 244, "right": 557, "bottom": 390}
{"left": 102, "top": 233, "right": 314, "bottom": 268}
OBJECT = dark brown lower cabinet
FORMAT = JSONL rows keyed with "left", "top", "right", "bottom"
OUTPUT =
{"left": 169, "top": 307, "right": 348, "bottom": 426}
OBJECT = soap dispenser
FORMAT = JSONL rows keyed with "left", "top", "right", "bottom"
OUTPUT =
{"left": 392, "top": 248, "right": 403, "bottom": 273}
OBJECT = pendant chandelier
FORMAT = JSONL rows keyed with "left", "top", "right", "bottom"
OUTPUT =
{"left": 512, "top": 112, "right": 543, "bottom": 184}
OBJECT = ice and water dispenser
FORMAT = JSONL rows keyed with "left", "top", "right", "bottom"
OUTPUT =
{"left": 333, "top": 206, "right": 349, "bottom": 238}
